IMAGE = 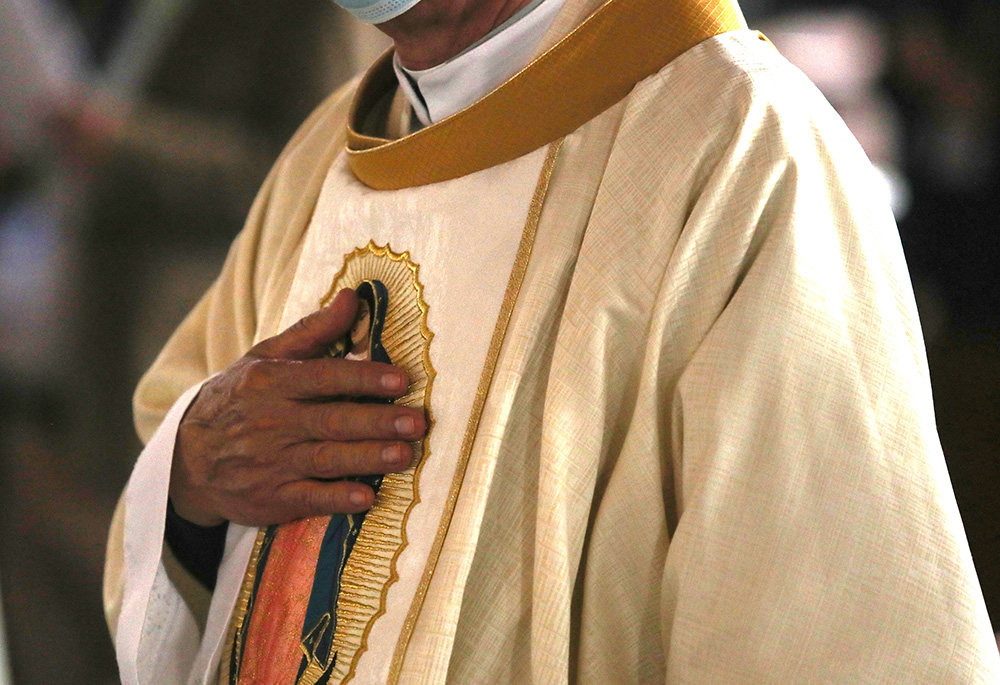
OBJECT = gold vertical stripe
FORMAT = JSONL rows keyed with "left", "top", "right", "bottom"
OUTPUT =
{"left": 218, "top": 527, "right": 267, "bottom": 684}
{"left": 386, "top": 140, "right": 564, "bottom": 683}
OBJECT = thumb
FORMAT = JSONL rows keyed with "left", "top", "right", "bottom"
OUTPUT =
{"left": 254, "top": 288, "right": 358, "bottom": 360}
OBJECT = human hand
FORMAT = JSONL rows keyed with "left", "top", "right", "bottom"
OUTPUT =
{"left": 169, "top": 289, "right": 426, "bottom": 527}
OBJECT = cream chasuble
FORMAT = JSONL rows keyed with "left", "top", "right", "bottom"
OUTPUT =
{"left": 107, "top": 0, "right": 1000, "bottom": 681}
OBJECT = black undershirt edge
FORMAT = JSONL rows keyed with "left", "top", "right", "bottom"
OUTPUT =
{"left": 164, "top": 498, "right": 228, "bottom": 590}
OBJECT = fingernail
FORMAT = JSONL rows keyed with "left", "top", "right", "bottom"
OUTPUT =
{"left": 382, "top": 444, "right": 406, "bottom": 464}
{"left": 381, "top": 372, "right": 406, "bottom": 391}
{"left": 395, "top": 415, "right": 416, "bottom": 434}
{"left": 349, "top": 490, "right": 367, "bottom": 506}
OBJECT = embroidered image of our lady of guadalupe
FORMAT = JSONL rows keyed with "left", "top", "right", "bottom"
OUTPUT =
{"left": 223, "top": 244, "right": 434, "bottom": 685}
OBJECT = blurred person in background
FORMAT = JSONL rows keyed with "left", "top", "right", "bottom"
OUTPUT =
{"left": 102, "top": 0, "right": 1000, "bottom": 682}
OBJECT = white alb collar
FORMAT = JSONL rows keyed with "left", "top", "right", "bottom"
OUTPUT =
{"left": 392, "top": 0, "right": 566, "bottom": 127}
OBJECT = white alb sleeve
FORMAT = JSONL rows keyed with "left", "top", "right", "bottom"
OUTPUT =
{"left": 114, "top": 382, "right": 258, "bottom": 685}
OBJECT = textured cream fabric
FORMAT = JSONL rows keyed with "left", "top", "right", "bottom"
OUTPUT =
{"left": 107, "top": 23, "right": 1000, "bottom": 685}
{"left": 440, "top": 30, "right": 1000, "bottom": 682}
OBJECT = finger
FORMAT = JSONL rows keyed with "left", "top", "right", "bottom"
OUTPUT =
{"left": 286, "top": 357, "right": 409, "bottom": 400}
{"left": 277, "top": 480, "right": 375, "bottom": 518}
{"left": 254, "top": 289, "right": 358, "bottom": 360}
{"left": 290, "top": 440, "right": 413, "bottom": 480}
{"left": 302, "top": 403, "right": 427, "bottom": 442}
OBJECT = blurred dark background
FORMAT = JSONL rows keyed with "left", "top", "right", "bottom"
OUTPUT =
{"left": 0, "top": 0, "right": 996, "bottom": 682}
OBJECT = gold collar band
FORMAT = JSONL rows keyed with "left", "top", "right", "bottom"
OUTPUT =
{"left": 346, "top": 0, "right": 746, "bottom": 189}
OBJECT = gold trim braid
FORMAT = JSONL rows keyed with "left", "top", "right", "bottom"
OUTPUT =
{"left": 387, "top": 140, "right": 564, "bottom": 682}
{"left": 218, "top": 529, "right": 267, "bottom": 684}
{"left": 346, "top": 0, "right": 745, "bottom": 189}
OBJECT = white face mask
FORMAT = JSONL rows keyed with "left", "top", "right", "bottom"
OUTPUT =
{"left": 332, "top": 0, "right": 424, "bottom": 24}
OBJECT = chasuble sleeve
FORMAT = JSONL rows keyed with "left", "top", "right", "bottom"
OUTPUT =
{"left": 657, "top": 69, "right": 1000, "bottom": 681}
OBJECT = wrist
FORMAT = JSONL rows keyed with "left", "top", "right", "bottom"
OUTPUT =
{"left": 164, "top": 498, "right": 228, "bottom": 590}
{"left": 167, "top": 493, "right": 226, "bottom": 527}
{"left": 170, "top": 422, "right": 226, "bottom": 527}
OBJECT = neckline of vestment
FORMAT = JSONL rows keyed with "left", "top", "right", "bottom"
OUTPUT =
{"left": 344, "top": 0, "right": 748, "bottom": 190}
{"left": 392, "top": 0, "right": 566, "bottom": 127}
